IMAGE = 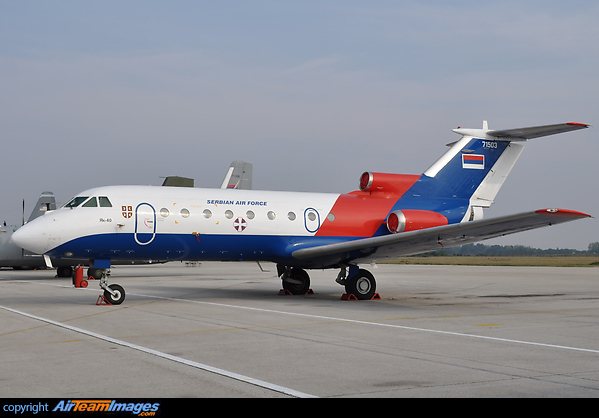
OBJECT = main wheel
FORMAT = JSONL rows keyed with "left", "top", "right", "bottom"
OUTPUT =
{"left": 56, "top": 266, "right": 73, "bottom": 277}
{"left": 88, "top": 267, "right": 103, "bottom": 279}
{"left": 103, "top": 284, "right": 126, "bottom": 305}
{"left": 345, "top": 269, "right": 376, "bottom": 300}
{"left": 282, "top": 268, "right": 311, "bottom": 295}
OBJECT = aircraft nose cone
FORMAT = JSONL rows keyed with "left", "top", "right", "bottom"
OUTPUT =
{"left": 11, "top": 221, "right": 47, "bottom": 254}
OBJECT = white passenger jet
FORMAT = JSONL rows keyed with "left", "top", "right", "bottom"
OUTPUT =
{"left": 12, "top": 122, "right": 591, "bottom": 304}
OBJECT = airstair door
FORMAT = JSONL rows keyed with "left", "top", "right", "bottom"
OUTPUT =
{"left": 135, "top": 203, "right": 156, "bottom": 245}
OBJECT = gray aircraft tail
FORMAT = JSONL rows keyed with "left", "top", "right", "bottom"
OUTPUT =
{"left": 221, "top": 160, "right": 253, "bottom": 190}
{"left": 26, "top": 191, "right": 56, "bottom": 223}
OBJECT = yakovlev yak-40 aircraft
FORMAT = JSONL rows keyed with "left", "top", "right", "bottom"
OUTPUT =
{"left": 12, "top": 122, "right": 591, "bottom": 304}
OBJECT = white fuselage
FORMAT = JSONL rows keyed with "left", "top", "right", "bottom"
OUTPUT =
{"left": 12, "top": 185, "right": 344, "bottom": 265}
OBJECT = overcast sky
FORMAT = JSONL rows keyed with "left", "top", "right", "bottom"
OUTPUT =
{"left": 1, "top": 1, "right": 597, "bottom": 249}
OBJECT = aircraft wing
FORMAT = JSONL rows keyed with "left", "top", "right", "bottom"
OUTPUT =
{"left": 292, "top": 209, "right": 591, "bottom": 268}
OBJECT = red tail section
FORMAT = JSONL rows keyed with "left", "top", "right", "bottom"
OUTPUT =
{"left": 316, "top": 173, "right": 420, "bottom": 237}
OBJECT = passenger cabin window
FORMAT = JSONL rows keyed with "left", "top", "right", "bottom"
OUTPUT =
{"left": 64, "top": 196, "right": 89, "bottom": 208}
{"left": 99, "top": 197, "right": 112, "bottom": 207}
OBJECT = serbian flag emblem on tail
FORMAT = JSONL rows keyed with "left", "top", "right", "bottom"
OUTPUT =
{"left": 462, "top": 154, "right": 484, "bottom": 170}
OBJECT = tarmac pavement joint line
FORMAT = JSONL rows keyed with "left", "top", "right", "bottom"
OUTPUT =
{"left": 8, "top": 280, "right": 599, "bottom": 355}
{"left": 0, "top": 304, "right": 318, "bottom": 399}
{"left": 126, "top": 291, "right": 599, "bottom": 355}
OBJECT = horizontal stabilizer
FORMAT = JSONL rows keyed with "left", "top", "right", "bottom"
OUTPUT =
{"left": 488, "top": 122, "right": 589, "bottom": 140}
{"left": 452, "top": 122, "right": 589, "bottom": 141}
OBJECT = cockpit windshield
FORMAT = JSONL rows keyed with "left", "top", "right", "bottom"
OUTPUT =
{"left": 64, "top": 196, "right": 89, "bottom": 208}
{"left": 63, "top": 196, "right": 113, "bottom": 208}
{"left": 83, "top": 197, "right": 98, "bottom": 207}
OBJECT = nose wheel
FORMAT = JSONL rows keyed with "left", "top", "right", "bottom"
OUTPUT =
{"left": 97, "top": 270, "right": 126, "bottom": 305}
{"left": 103, "top": 284, "right": 126, "bottom": 305}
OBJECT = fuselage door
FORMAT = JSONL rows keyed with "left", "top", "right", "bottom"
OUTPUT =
{"left": 135, "top": 203, "right": 156, "bottom": 245}
{"left": 304, "top": 208, "right": 321, "bottom": 233}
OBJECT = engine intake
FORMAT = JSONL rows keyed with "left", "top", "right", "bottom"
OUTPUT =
{"left": 359, "top": 172, "right": 420, "bottom": 196}
{"left": 387, "top": 209, "right": 448, "bottom": 233}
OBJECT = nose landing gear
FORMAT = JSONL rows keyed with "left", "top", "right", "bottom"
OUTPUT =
{"left": 98, "top": 270, "right": 126, "bottom": 305}
{"left": 101, "top": 283, "right": 126, "bottom": 305}
{"left": 72, "top": 266, "right": 126, "bottom": 305}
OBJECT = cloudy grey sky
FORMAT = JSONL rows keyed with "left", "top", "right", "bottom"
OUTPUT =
{"left": 1, "top": 1, "right": 597, "bottom": 249}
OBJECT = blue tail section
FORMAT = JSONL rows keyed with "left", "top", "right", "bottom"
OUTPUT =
{"left": 389, "top": 122, "right": 530, "bottom": 225}
{"left": 421, "top": 136, "right": 517, "bottom": 202}
{"left": 391, "top": 121, "right": 588, "bottom": 225}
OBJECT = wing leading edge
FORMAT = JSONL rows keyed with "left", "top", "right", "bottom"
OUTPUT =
{"left": 292, "top": 209, "right": 591, "bottom": 268}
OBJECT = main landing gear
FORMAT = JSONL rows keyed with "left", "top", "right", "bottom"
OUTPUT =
{"left": 278, "top": 266, "right": 312, "bottom": 296}
{"left": 277, "top": 264, "right": 378, "bottom": 300}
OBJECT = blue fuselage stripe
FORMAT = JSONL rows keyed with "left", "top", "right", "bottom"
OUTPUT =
{"left": 46, "top": 233, "right": 362, "bottom": 265}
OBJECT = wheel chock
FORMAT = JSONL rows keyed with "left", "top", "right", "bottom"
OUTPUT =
{"left": 96, "top": 295, "right": 113, "bottom": 306}
{"left": 278, "top": 289, "right": 315, "bottom": 296}
{"left": 341, "top": 293, "right": 381, "bottom": 301}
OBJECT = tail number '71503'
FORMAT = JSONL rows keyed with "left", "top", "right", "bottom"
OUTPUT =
{"left": 482, "top": 140, "right": 498, "bottom": 148}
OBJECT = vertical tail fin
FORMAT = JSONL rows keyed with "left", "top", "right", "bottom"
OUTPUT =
{"left": 26, "top": 191, "right": 56, "bottom": 223}
{"left": 422, "top": 121, "right": 588, "bottom": 220}
{"left": 221, "top": 160, "right": 253, "bottom": 190}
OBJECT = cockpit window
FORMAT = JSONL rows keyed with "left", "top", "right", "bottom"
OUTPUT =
{"left": 82, "top": 197, "right": 98, "bottom": 207}
{"left": 63, "top": 195, "right": 112, "bottom": 208}
{"left": 64, "top": 196, "right": 89, "bottom": 208}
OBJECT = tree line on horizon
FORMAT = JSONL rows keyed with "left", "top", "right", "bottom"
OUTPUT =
{"left": 425, "top": 242, "right": 599, "bottom": 257}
